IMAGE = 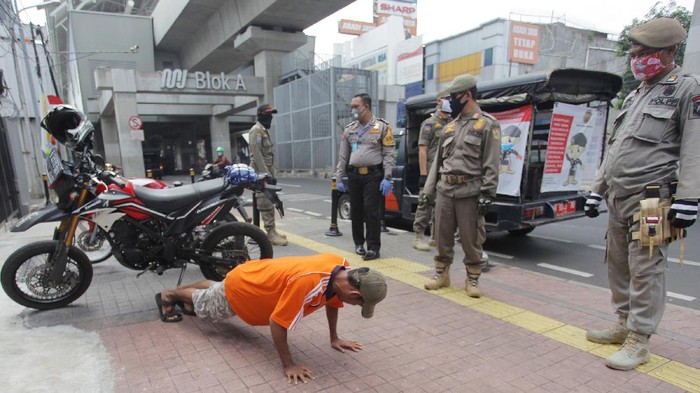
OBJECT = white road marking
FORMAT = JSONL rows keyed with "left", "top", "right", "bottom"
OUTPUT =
{"left": 667, "top": 257, "right": 700, "bottom": 267}
{"left": 530, "top": 234, "right": 573, "bottom": 244}
{"left": 667, "top": 292, "right": 696, "bottom": 302}
{"left": 305, "top": 211, "right": 323, "bottom": 217}
{"left": 287, "top": 208, "right": 304, "bottom": 213}
{"left": 536, "top": 263, "right": 594, "bottom": 278}
{"left": 326, "top": 216, "right": 332, "bottom": 220}
{"left": 323, "top": 200, "right": 332, "bottom": 203}
{"left": 389, "top": 228, "right": 407, "bottom": 234}
{"left": 486, "top": 251, "right": 514, "bottom": 260}
{"left": 277, "top": 183, "right": 302, "bottom": 188}
{"left": 588, "top": 244, "right": 607, "bottom": 251}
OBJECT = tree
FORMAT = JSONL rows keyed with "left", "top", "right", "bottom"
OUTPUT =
{"left": 615, "top": 1, "right": 692, "bottom": 104}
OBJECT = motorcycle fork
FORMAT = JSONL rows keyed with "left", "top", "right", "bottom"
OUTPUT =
{"left": 49, "top": 187, "right": 90, "bottom": 281}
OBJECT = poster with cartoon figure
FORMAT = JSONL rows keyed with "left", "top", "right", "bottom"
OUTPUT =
{"left": 491, "top": 105, "right": 532, "bottom": 196}
{"left": 540, "top": 103, "right": 606, "bottom": 193}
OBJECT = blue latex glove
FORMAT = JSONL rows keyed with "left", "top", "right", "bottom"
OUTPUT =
{"left": 380, "top": 178, "right": 393, "bottom": 196}
{"left": 336, "top": 181, "right": 346, "bottom": 193}
{"left": 226, "top": 164, "right": 257, "bottom": 186}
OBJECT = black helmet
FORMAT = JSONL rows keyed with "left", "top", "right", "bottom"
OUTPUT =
{"left": 41, "top": 105, "right": 94, "bottom": 150}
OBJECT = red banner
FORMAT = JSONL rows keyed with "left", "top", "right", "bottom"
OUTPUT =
{"left": 543, "top": 113, "right": 574, "bottom": 174}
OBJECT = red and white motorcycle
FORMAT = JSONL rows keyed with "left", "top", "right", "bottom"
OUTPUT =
{"left": 1, "top": 106, "right": 280, "bottom": 310}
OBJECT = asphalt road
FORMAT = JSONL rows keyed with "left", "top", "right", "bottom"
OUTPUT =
{"left": 270, "top": 176, "right": 700, "bottom": 311}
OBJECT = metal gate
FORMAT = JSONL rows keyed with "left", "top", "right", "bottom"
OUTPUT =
{"left": 0, "top": 120, "right": 19, "bottom": 224}
{"left": 273, "top": 67, "right": 378, "bottom": 172}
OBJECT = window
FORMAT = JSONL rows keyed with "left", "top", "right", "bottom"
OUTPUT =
{"left": 484, "top": 48, "right": 494, "bottom": 67}
{"left": 426, "top": 64, "right": 434, "bottom": 80}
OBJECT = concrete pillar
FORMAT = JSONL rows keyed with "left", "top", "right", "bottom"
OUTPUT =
{"left": 683, "top": 0, "right": 700, "bottom": 73}
{"left": 111, "top": 69, "right": 145, "bottom": 178}
{"left": 254, "top": 50, "right": 287, "bottom": 106}
{"left": 210, "top": 115, "right": 231, "bottom": 163}
{"left": 100, "top": 115, "right": 122, "bottom": 167}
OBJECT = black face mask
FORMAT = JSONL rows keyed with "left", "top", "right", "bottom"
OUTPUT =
{"left": 258, "top": 114, "right": 273, "bottom": 128}
{"left": 449, "top": 95, "right": 466, "bottom": 116}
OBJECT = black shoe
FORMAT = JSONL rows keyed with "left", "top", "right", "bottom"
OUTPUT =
{"left": 355, "top": 245, "right": 366, "bottom": 256}
{"left": 363, "top": 250, "right": 380, "bottom": 261}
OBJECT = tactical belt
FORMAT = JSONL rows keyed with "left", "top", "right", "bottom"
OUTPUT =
{"left": 348, "top": 164, "right": 382, "bottom": 176}
{"left": 443, "top": 174, "right": 467, "bottom": 184}
{"left": 628, "top": 182, "right": 687, "bottom": 264}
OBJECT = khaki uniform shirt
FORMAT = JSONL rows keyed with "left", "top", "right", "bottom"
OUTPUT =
{"left": 424, "top": 110, "right": 501, "bottom": 199}
{"left": 418, "top": 113, "right": 450, "bottom": 172}
{"left": 593, "top": 67, "right": 700, "bottom": 200}
{"left": 248, "top": 122, "right": 275, "bottom": 177}
{"left": 336, "top": 116, "right": 396, "bottom": 179}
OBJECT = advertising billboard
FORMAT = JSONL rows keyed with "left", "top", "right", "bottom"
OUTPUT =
{"left": 508, "top": 21, "right": 540, "bottom": 65}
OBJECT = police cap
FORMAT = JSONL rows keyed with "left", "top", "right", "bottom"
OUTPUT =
{"left": 445, "top": 74, "right": 478, "bottom": 95}
{"left": 629, "top": 17, "right": 687, "bottom": 48}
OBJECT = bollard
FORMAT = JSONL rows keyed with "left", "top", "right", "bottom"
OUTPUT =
{"left": 146, "top": 169, "right": 153, "bottom": 178}
{"left": 325, "top": 177, "right": 343, "bottom": 237}
{"left": 252, "top": 192, "right": 260, "bottom": 228}
{"left": 189, "top": 167, "right": 196, "bottom": 183}
{"left": 41, "top": 173, "right": 50, "bottom": 205}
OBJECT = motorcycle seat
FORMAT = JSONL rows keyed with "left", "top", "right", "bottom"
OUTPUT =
{"left": 133, "top": 178, "right": 228, "bottom": 212}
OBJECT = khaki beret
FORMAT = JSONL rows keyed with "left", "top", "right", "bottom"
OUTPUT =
{"left": 629, "top": 17, "right": 687, "bottom": 48}
{"left": 445, "top": 74, "right": 478, "bottom": 94}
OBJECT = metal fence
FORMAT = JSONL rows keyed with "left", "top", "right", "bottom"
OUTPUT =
{"left": 273, "top": 67, "right": 378, "bottom": 172}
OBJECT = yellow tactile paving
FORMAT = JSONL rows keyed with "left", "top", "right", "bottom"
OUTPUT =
{"left": 503, "top": 311, "right": 565, "bottom": 334}
{"left": 649, "top": 361, "right": 700, "bottom": 393}
{"left": 280, "top": 230, "right": 700, "bottom": 392}
{"left": 471, "top": 300, "right": 525, "bottom": 319}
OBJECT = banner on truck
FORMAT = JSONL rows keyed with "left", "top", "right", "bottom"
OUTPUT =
{"left": 492, "top": 105, "right": 532, "bottom": 197}
{"left": 540, "top": 102, "right": 606, "bottom": 193}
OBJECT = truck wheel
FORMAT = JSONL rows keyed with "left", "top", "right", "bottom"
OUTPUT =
{"left": 338, "top": 194, "right": 351, "bottom": 220}
{"left": 508, "top": 227, "right": 535, "bottom": 237}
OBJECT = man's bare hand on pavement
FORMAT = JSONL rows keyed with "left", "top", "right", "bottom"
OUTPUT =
{"left": 331, "top": 338, "right": 362, "bottom": 353}
{"left": 284, "top": 363, "right": 315, "bottom": 384}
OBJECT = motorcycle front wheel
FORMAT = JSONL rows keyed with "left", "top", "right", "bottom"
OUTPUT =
{"left": 75, "top": 221, "right": 112, "bottom": 264}
{"left": 1, "top": 241, "right": 93, "bottom": 310}
{"left": 199, "top": 222, "right": 273, "bottom": 281}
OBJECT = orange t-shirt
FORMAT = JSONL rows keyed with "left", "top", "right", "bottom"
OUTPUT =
{"left": 224, "top": 253, "right": 348, "bottom": 330}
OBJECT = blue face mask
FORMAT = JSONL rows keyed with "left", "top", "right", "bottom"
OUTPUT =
{"left": 502, "top": 143, "right": 514, "bottom": 152}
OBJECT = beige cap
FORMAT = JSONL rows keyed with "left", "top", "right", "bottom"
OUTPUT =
{"left": 629, "top": 17, "right": 687, "bottom": 48}
{"left": 350, "top": 267, "right": 387, "bottom": 318}
{"left": 445, "top": 74, "right": 478, "bottom": 95}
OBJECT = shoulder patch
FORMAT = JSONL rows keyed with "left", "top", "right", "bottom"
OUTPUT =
{"left": 472, "top": 118, "right": 486, "bottom": 132}
{"left": 422, "top": 124, "right": 432, "bottom": 135}
{"left": 256, "top": 135, "right": 263, "bottom": 144}
{"left": 382, "top": 127, "right": 395, "bottom": 147}
{"left": 492, "top": 125, "right": 501, "bottom": 141}
{"left": 690, "top": 95, "right": 700, "bottom": 120}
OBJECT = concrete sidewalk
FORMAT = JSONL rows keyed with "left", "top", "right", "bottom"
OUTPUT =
{"left": 1, "top": 209, "right": 699, "bottom": 393}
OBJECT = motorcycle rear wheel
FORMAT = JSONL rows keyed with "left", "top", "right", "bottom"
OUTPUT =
{"left": 1, "top": 240, "right": 93, "bottom": 310}
{"left": 199, "top": 222, "right": 273, "bottom": 281}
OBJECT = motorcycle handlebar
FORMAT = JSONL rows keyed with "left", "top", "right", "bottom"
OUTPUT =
{"left": 98, "top": 171, "right": 127, "bottom": 188}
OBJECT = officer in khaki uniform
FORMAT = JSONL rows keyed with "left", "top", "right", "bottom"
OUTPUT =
{"left": 584, "top": 18, "right": 700, "bottom": 371}
{"left": 420, "top": 74, "right": 501, "bottom": 298}
{"left": 336, "top": 93, "right": 395, "bottom": 261}
{"left": 248, "top": 103, "right": 288, "bottom": 246}
{"left": 412, "top": 97, "right": 452, "bottom": 251}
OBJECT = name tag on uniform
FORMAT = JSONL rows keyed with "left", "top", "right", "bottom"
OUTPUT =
{"left": 352, "top": 142, "right": 358, "bottom": 152}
